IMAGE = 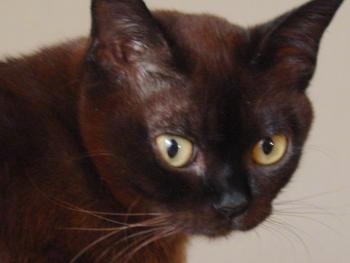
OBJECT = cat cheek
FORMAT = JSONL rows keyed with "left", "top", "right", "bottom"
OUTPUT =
{"left": 233, "top": 199, "right": 272, "bottom": 231}
{"left": 248, "top": 155, "right": 300, "bottom": 200}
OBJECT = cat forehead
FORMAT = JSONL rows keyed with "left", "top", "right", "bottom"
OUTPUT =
{"left": 153, "top": 13, "right": 296, "bottom": 101}
{"left": 154, "top": 11, "right": 247, "bottom": 75}
{"left": 136, "top": 11, "right": 306, "bottom": 131}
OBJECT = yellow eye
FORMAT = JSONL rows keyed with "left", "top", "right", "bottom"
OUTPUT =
{"left": 252, "top": 135, "right": 288, "bottom": 166}
{"left": 155, "top": 135, "right": 193, "bottom": 168}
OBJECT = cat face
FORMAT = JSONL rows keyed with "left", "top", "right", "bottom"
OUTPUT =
{"left": 79, "top": 0, "right": 342, "bottom": 237}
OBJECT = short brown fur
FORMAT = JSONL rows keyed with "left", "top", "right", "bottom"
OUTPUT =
{"left": 0, "top": 0, "right": 343, "bottom": 262}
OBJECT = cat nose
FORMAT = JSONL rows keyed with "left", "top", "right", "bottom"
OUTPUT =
{"left": 214, "top": 192, "right": 248, "bottom": 219}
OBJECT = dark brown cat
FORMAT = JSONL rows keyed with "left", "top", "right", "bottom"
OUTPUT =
{"left": 0, "top": 0, "right": 343, "bottom": 262}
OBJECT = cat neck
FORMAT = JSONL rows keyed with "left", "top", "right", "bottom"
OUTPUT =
{"left": 0, "top": 38, "right": 88, "bottom": 129}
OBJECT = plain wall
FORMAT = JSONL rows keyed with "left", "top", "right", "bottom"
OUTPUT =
{"left": 0, "top": 0, "right": 349, "bottom": 262}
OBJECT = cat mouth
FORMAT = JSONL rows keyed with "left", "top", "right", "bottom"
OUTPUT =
{"left": 172, "top": 200, "right": 272, "bottom": 237}
{"left": 231, "top": 202, "right": 272, "bottom": 231}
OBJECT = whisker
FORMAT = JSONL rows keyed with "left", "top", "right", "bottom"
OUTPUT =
{"left": 60, "top": 215, "right": 171, "bottom": 232}
{"left": 259, "top": 222, "right": 303, "bottom": 263}
{"left": 26, "top": 151, "right": 177, "bottom": 263}
{"left": 65, "top": 209, "right": 164, "bottom": 217}
{"left": 262, "top": 220, "right": 298, "bottom": 251}
{"left": 268, "top": 217, "right": 312, "bottom": 262}
{"left": 303, "top": 144, "right": 336, "bottom": 161}
{"left": 63, "top": 206, "right": 134, "bottom": 226}
{"left": 251, "top": 229, "right": 262, "bottom": 245}
{"left": 61, "top": 204, "right": 169, "bottom": 227}
{"left": 273, "top": 210, "right": 341, "bottom": 235}
{"left": 96, "top": 226, "right": 168, "bottom": 262}
{"left": 26, "top": 174, "right": 134, "bottom": 225}
{"left": 60, "top": 227, "right": 126, "bottom": 232}
{"left": 275, "top": 188, "right": 347, "bottom": 205}
{"left": 69, "top": 229, "right": 121, "bottom": 263}
{"left": 28, "top": 174, "right": 166, "bottom": 228}
{"left": 67, "top": 215, "right": 171, "bottom": 262}
{"left": 117, "top": 227, "right": 177, "bottom": 263}
{"left": 268, "top": 217, "right": 310, "bottom": 241}
{"left": 114, "top": 231, "right": 160, "bottom": 263}
{"left": 68, "top": 218, "right": 171, "bottom": 263}
{"left": 263, "top": 219, "right": 306, "bottom": 262}
{"left": 275, "top": 205, "right": 337, "bottom": 217}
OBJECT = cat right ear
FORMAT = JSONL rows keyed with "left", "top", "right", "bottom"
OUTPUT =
{"left": 87, "top": 0, "right": 171, "bottom": 77}
{"left": 249, "top": 0, "right": 343, "bottom": 89}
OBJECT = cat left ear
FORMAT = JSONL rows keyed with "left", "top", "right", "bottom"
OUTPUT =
{"left": 250, "top": 0, "right": 343, "bottom": 89}
{"left": 87, "top": 0, "right": 171, "bottom": 76}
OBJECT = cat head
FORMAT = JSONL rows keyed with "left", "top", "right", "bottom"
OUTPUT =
{"left": 79, "top": 0, "right": 342, "bottom": 237}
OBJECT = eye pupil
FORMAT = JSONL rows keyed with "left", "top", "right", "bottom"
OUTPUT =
{"left": 156, "top": 135, "right": 193, "bottom": 167}
{"left": 252, "top": 135, "right": 288, "bottom": 166}
{"left": 166, "top": 139, "right": 179, "bottom": 158}
{"left": 262, "top": 137, "right": 274, "bottom": 155}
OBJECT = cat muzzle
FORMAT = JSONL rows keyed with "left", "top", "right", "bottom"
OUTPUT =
{"left": 213, "top": 191, "right": 249, "bottom": 220}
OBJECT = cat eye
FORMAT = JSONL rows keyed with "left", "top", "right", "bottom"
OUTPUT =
{"left": 155, "top": 135, "right": 194, "bottom": 168}
{"left": 252, "top": 135, "right": 288, "bottom": 166}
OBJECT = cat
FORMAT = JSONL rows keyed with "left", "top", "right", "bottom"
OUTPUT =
{"left": 0, "top": 0, "right": 343, "bottom": 262}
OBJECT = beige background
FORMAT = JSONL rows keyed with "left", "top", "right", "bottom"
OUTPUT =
{"left": 0, "top": 0, "right": 349, "bottom": 262}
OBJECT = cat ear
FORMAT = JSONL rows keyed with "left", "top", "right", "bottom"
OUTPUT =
{"left": 87, "top": 0, "right": 171, "bottom": 76}
{"left": 250, "top": 0, "right": 343, "bottom": 89}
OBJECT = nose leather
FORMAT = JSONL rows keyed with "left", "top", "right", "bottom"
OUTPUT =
{"left": 214, "top": 192, "right": 248, "bottom": 219}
